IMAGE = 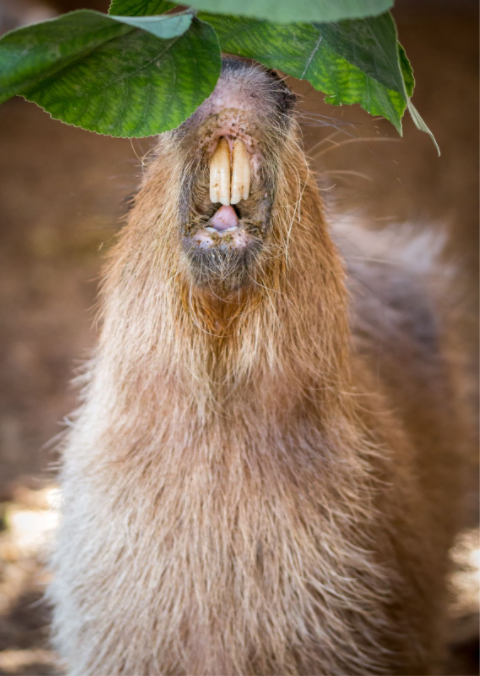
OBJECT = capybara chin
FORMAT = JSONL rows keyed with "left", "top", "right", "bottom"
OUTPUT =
{"left": 49, "top": 56, "right": 465, "bottom": 675}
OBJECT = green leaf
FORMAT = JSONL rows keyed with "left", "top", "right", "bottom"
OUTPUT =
{"left": 408, "top": 101, "right": 440, "bottom": 156}
{"left": 397, "top": 47, "right": 438, "bottom": 152}
{"left": 201, "top": 13, "right": 408, "bottom": 131}
{"left": 0, "top": 10, "right": 192, "bottom": 103}
{"left": 398, "top": 43, "right": 414, "bottom": 98}
{"left": 118, "top": 0, "right": 394, "bottom": 25}
{"left": 0, "top": 12, "right": 221, "bottom": 137}
{"left": 314, "top": 13, "right": 405, "bottom": 96}
{"left": 108, "top": 0, "right": 176, "bottom": 16}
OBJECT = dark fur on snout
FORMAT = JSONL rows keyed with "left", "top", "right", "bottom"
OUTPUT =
{"left": 183, "top": 235, "right": 263, "bottom": 291}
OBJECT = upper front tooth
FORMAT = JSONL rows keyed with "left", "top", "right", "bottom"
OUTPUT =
{"left": 231, "top": 138, "right": 250, "bottom": 205}
{"left": 210, "top": 138, "right": 231, "bottom": 206}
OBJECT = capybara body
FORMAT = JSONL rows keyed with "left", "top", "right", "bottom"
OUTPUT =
{"left": 50, "top": 58, "right": 464, "bottom": 675}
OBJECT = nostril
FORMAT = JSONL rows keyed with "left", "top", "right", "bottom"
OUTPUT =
{"left": 210, "top": 205, "right": 239, "bottom": 231}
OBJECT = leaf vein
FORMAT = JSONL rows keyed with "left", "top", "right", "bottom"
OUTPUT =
{"left": 301, "top": 31, "right": 323, "bottom": 79}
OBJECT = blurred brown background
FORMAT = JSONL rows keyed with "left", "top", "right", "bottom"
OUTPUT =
{"left": 0, "top": 0, "right": 478, "bottom": 673}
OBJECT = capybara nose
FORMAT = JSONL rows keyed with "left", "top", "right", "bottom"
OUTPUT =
{"left": 180, "top": 55, "right": 296, "bottom": 143}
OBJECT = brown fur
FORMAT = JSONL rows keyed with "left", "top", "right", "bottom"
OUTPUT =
{"left": 50, "top": 59, "right": 465, "bottom": 675}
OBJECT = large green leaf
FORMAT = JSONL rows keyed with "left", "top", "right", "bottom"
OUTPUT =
{"left": 110, "top": 0, "right": 393, "bottom": 24}
{"left": 0, "top": 10, "right": 192, "bottom": 104}
{"left": 201, "top": 13, "right": 409, "bottom": 132}
{"left": 0, "top": 12, "right": 221, "bottom": 137}
{"left": 107, "top": 1, "right": 438, "bottom": 148}
{"left": 0, "top": 0, "right": 436, "bottom": 147}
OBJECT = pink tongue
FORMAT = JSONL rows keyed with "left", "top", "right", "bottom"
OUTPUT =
{"left": 210, "top": 205, "right": 239, "bottom": 231}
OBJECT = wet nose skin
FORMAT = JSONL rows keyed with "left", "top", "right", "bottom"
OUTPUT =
{"left": 179, "top": 56, "right": 296, "bottom": 143}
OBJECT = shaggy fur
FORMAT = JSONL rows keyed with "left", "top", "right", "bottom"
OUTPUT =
{"left": 50, "top": 58, "right": 465, "bottom": 675}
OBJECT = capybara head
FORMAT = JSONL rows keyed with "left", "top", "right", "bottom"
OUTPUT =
{"left": 170, "top": 56, "right": 297, "bottom": 291}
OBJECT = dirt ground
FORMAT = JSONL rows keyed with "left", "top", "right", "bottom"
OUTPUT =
{"left": 0, "top": 1, "right": 478, "bottom": 674}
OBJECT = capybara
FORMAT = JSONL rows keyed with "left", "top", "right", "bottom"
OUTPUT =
{"left": 50, "top": 57, "right": 465, "bottom": 675}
